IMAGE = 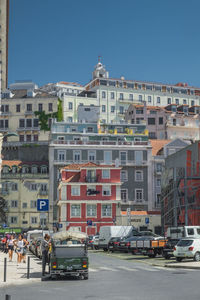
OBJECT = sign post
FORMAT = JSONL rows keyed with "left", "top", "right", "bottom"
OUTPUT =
{"left": 37, "top": 199, "right": 49, "bottom": 234}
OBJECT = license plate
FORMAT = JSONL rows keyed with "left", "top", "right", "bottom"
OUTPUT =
{"left": 177, "top": 253, "right": 184, "bottom": 256}
{"left": 121, "top": 243, "right": 125, "bottom": 246}
{"left": 66, "top": 266, "right": 73, "bottom": 270}
{"left": 109, "top": 246, "right": 113, "bottom": 248}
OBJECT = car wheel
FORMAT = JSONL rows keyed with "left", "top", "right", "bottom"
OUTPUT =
{"left": 164, "top": 255, "right": 170, "bottom": 260}
{"left": 176, "top": 257, "right": 183, "bottom": 262}
{"left": 103, "top": 248, "right": 108, "bottom": 252}
{"left": 194, "top": 252, "right": 200, "bottom": 262}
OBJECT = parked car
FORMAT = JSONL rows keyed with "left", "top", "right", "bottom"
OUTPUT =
{"left": 162, "top": 239, "right": 180, "bottom": 259}
{"left": 139, "top": 231, "right": 163, "bottom": 240}
{"left": 35, "top": 239, "right": 42, "bottom": 258}
{"left": 93, "top": 236, "right": 99, "bottom": 250}
{"left": 108, "top": 237, "right": 122, "bottom": 252}
{"left": 118, "top": 236, "right": 141, "bottom": 253}
{"left": 173, "top": 238, "right": 200, "bottom": 262}
{"left": 87, "top": 236, "right": 94, "bottom": 249}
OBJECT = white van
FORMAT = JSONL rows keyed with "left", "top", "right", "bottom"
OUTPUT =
{"left": 98, "top": 226, "right": 138, "bottom": 251}
{"left": 27, "top": 230, "right": 51, "bottom": 243}
{"left": 167, "top": 226, "right": 200, "bottom": 239}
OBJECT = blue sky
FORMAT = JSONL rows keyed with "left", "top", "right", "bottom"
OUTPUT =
{"left": 8, "top": 0, "right": 200, "bottom": 87}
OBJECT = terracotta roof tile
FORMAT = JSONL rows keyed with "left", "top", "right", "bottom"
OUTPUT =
{"left": 62, "top": 162, "right": 117, "bottom": 171}
{"left": 150, "top": 140, "right": 171, "bottom": 156}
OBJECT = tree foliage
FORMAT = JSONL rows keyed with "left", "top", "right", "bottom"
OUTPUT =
{"left": 0, "top": 196, "right": 7, "bottom": 223}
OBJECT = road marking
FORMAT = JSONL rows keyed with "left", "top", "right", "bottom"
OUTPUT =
{"left": 99, "top": 266, "right": 118, "bottom": 272}
{"left": 117, "top": 266, "right": 137, "bottom": 272}
{"left": 89, "top": 268, "right": 98, "bottom": 272}
{"left": 136, "top": 266, "right": 158, "bottom": 272}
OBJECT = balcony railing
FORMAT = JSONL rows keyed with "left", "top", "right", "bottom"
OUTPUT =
{"left": 51, "top": 140, "right": 149, "bottom": 146}
{"left": 39, "top": 190, "right": 48, "bottom": 195}
{"left": 1, "top": 173, "right": 49, "bottom": 179}
{"left": 17, "top": 127, "right": 40, "bottom": 131}
{"left": 85, "top": 175, "right": 99, "bottom": 183}
{"left": 54, "top": 159, "right": 148, "bottom": 166}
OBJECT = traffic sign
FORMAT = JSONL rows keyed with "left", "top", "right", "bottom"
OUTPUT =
{"left": 87, "top": 220, "right": 92, "bottom": 226}
{"left": 2, "top": 224, "right": 8, "bottom": 228}
{"left": 145, "top": 217, "right": 149, "bottom": 224}
{"left": 58, "top": 223, "right": 63, "bottom": 228}
{"left": 37, "top": 199, "right": 49, "bottom": 211}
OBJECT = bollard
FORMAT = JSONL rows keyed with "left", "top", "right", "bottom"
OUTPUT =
{"left": 27, "top": 256, "right": 30, "bottom": 279}
{"left": 4, "top": 257, "right": 7, "bottom": 282}
{"left": 5, "top": 295, "right": 11, "bottom": 300}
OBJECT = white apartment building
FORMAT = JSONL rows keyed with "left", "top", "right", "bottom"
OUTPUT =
{"left": 61, "top": 61, "right": 200, "bottom": 123}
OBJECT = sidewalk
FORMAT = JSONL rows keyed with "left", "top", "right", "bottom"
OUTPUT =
{"left": 0, "top": 251, "right": 42, "bottom": 286}
{"left": 164, "top": 260, "right": 200, "bottom": 269}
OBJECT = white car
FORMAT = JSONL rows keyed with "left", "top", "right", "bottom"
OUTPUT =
{"left": 173, "top": 238, "right": 200, "bottom": 262}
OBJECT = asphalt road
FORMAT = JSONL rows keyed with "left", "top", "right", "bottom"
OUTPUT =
{"left": 1, "top": 251, "right": 200, "bottom": 300}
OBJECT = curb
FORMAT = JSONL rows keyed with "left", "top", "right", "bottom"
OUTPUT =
{"left": 164, "top": 264, "right": 200, "bottom": 270}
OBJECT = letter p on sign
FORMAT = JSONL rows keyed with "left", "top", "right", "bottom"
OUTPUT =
{"left": 37, "top": 199, "right": 49, "bottom": 211}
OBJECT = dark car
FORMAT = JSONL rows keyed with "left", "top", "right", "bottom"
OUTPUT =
{"left": 108, "top": 237, "right": 122, "bottom": 252}
{"left": 118, "top": 236, "right": 141, "bottom": 253}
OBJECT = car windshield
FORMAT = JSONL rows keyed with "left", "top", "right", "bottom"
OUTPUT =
{"left": 177, "top": 239, "right": 193, "bottom": 247}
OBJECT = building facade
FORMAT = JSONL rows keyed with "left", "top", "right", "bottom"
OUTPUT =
{"left": 1, "top": 160, "right": 51, "bottom": 230}
{"left": 0, "top": 0, "right": 9, "bottom": 91}
{"left": 49, "top": 120, "right": 153, "bottom": 226}
{"left": 0, "top": 84, "right": 58, "bottom": 142}
{"left": 58, "top": 162, "right": 121, "bottom": 234}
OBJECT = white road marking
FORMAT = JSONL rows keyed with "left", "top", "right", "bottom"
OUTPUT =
{"left": 135, "top": 266, "right": 159, "bottom": 272}
{"left": 89, "top": 268, "right": 98, "bottom": 272}
{"left": 98, "top": 266, "right": 118, "bottom": 272}
{"left": 117, "top": 266, "right": 137, "bottom": 272}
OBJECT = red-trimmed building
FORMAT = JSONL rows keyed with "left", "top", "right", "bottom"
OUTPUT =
{"left": 58, "top": 162, "right": 121, "bottom": 234}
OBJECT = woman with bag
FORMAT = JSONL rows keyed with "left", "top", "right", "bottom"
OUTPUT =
{"left": 6, "top": 234, "right": 15, "bottom": 262}
{"left": 14, "top": 234, "right": 25, "bottom": 265}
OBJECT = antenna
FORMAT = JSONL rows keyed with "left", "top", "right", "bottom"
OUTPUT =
{"left": 98, "top": 55, "right": 102, "bottom": 63}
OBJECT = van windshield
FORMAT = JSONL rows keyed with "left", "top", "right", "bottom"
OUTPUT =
{"left": 177, "top": 240, "right": 193, "bottom": 247}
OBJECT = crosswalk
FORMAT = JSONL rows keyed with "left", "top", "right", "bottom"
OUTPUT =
{"left": 89, "top": 265, "right": 162, "bottom": 273}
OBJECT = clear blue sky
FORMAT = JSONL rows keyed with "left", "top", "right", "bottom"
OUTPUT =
{"left": 8, "top": 0, "right": 200, "bottom": 87}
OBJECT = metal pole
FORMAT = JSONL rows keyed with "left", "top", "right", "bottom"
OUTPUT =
{"left": 5, "top": 295, "right": 11, "bottom": 300}
{"left": 4, "top": 257, "right": 7, "bottom": 282}
{"left": 173, "top": 167, "right": 177, "bottom": 227}
{"left": 27, "top": 256, "right": 30, "bottom": 279}
{"left": 184, "top": 166, "right": 188, "bottom": 226}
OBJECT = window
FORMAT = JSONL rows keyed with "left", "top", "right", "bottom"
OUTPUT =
{"left": 31, "top": 217, "right": 37, "bottom": 224}
{"left": 102, "top": 105, "right": 106, "bottom": 112}
{"left": 10, "top": 217, "right": 17, "bottom": 224}
{"left": 87, "top": 185, "right": 96, "bottom": 195}
{"left": 71, "top": 204, "right": 81, "bottom": 217}
{"left": 121, "top": 189, "right": 128, "bottom": 201}
{"left": 148, "top": 118, "right": 155, "bottom": 125}
{"left": 68, "top": 117, "right": 73, "bottom": 122}
{"left": 87, "top": 205, "right": 96, "bottom": 217}
{"left": 68, "top": 102, "right": 73, "bottom": 110}
{"left": 120, "top": 170, "right": 128, "bottom": 181}
{"left": 159, "top": 117, "right": 163, "bottom": 125}
{"left": 11, "top": 200, "right": 18, "bottom": 208}
{"left": 26, "top": 104, "right": 32, "bottom": 112}
{"left": 167, "top": 98, "right": 171, "bottom": 105}
{"left": 135, "top": 151, "right": 143, "bottom": 163}
{"left": 26, "top": 135, "right": 31, "bottom": 142}
{"left": 104, "top": 151, "right": 112, "bottom": 164}
{"left": 187, "top": 228, "right": 194, "bottom": 235}
{"left": 102, "top": 91, "right": 106, "bottom": 98}
{"left": 129, "top": 94, "right": 133, "bottom": 100}
{"left": 71, "top": 186, "right": 80, "bottom": 196}
{"left": 19, "top": 135, "right": 24, "bottom": 142}
{"left": 156, "top": 163, "right": 162, "bottom": 172}
{"left": 22, "top": 166, "right": 29, "bottom": 174}
{"left": 135, "top": 189, "right": 143, "bottom": 202}
{"left": 22, "top": 203, "right": 27, "bottom": 208}
{"left": 102, "top": 169, "right": 110, "bottom": 179}
{"left": 48, "top": 103, "right": 53, "bottom": 111}
{"left": 38, "top": 103, "right": 43, "bottom": 112}
{"left": 191, "top": 100, "right": 195, "bottom": 106}
{"left": 40, "top": 183, "right": 48, "bottom": 192}
{"left": 135, "top": 170, "right": 143, "bottom": 181}
{"left": 88, "top": 150, "right": 96, "bottom": 161}
{"left": 30, "top": 200, "right": 37, "bottom": 208}
{"left": 33, "top": 135, "right": 38, "bottom": 141}
{"left": 157, "top": 97, "right": 160, "bottom": 104}
{"left": 33, "top": 119, "right": 39, "bottom": 127}
{"left": 136, "top": 109, "right": 143, "bottom": 114}
{"left": 175, "top": 99, "right": 179, "bottom": 105}
{"left": 183, "top": 99, "right": 187, "bottom": 104}
{"left": 110, "top": 92, "right": 115, "bottom": 99}
{"left": 41, "top": 166, "right": 48, "bottom": 174}
{"left": 119, "top": 93, "right": 124, "bottom": 100}
{"left": 139, "top": 95, "right": 142, "bottom": 101}
{"left": 74, "top": 150, "right": 81, "bottom": 162}
{"left": 102, "top": 204, "right": 112, "bottom": 217}
{"left": 173, "top": 119, "right": 176, "bottom": 126}
{"left": 148, "top": 96, "right": 152, "bottom": 103}
{"left": 26, "top": 119, "right": 32, "bottom": 128}
{"left": 156, "top": 194, "right": 161, "bottom": 206}
{"left": 31, "top": 184, "right": 37, "bottom": 191}
{"left": 11, "top": 183, "right": 18, "bottom": 191}
{"left": 120, "top": 151, "right": 127, "bottom": 165}
{"left": 87, "top": 127, "right": 93, "bottom": 133}
{"left": 102, "top": 186, "right": 111, "bottom": 196}
{"left": 156, "top": 178, "right": 161, "bottom": 187}
{"left": 149, "top": 132, "right": 156, "bottom": 139}
{"left": 19, "top": 119, "right": 25, "bottom": 128}
{"left": 16, "top": 104, "right": 20, "bottom": 112}
{"left": 111, "top": 106, "right": 115, "bottom": 113}
{"left": 31, "top": 166, "right": 38, "bottom": 174}
{"left": 58, "top": 150, "right": 66, "bottom": 161}
{"left": 119, "top": 106, "right": 124, "bottom": 114}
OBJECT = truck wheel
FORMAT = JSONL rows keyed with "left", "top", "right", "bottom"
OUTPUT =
{"left": 194, "top": 252, "right": 200, "bottom": 262}
{"left": 176, "top": 257, "right": 183, "bottom": 262}
{"left": 148, "top": 253, "right": 156, "bottom": 258}
{"left": 103, "top": 248, "right": 108, "bottom": 252}
{"left": 83, "top": 273, "right": 89, "bottom": 280}
{"left": 164, "top": 254, "right": 170, "bottom": 260}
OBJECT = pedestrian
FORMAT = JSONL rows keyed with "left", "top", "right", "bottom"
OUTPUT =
{"left": 6, "top": 234, "right": 15, "bottom": 262}
{"left": 41, "top": 234, "right": 51, "bottom": 276}
{"left": 14, "top": 234, "right": 25, "bottom": 265}
{"left": 22, "top": 236, "right": 29, "bottom": 263}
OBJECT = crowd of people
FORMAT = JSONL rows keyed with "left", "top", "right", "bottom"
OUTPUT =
{"left": 0, "top": 233, "right": 28, "bottom": 265}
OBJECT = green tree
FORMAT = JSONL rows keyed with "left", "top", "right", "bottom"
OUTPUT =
{"left": 57, "top": 98, "right": 63, "bottom": 122}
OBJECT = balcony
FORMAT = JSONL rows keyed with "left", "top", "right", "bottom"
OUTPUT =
{"left": 25, "top": 111, "right": 34, "bottom": 115}
{"left": 85, "top": 175, "right": 99, "bottom": 183}
{"left": 1, "top": 190, "right": 9, "bottom": 195}
{"left": 51, "top": 140, "right": 149, "bottom": 147}
{"left": 17, "top": 127, "right": 40, "bottom": 131}
{"left": 39, "top": 190, "right": 48, "bottom": 195}
{"left": 1, "top": 173, "right": 49, "bottom": 179}
{"left": 54, "top": 159, "right": 148, "bottom": 167}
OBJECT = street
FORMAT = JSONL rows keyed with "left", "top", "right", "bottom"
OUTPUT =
{"left": 1, "top": 251, "right": 200, "bottom": 300}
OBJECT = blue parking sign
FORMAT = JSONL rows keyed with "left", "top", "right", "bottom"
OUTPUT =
{"left": 37, "top": 199, "right": 49, "bottom": 211}
{"left": 145, "top": 217, "right": 149, "bottom": 224}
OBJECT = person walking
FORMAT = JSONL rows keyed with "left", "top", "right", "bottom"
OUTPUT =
{"left": 14, "top": 234, "right": 25, "bottom": 265}
{"left": 21, "top": 237, "right": 28, "bottom": 263}
{"left": 6, "top": 234, "right": 15, "bottom": 262}
{"left": 41, "top": 234, "right": 51, "bottom": 276}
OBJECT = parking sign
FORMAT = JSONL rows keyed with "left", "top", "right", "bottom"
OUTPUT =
{"left": 37, "top": 199, "right": 49, "bottom": 211}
